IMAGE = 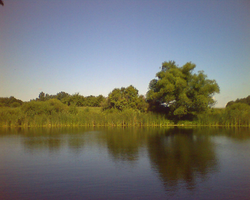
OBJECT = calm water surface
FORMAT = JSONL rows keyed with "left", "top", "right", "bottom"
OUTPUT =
{"left": 0, "top": 127, "right": 250, "bottom": 200}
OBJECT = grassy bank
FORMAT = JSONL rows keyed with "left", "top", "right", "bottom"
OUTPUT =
{"left": 0, "top": 105, "right": 174, "bottom": 128}
{"left": 196, "top": 107, "right": 250, "bottom": 127}
{"left": 1, "top": 101, "right": 250, "bottom": 128}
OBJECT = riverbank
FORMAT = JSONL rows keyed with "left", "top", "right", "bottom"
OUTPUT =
{"left": 1, "top": 106, "right": 250, "bottom": 128}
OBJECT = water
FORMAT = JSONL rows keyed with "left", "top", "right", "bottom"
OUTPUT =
{"left": 0, "top": 127, "right": 250, "bottom": 200}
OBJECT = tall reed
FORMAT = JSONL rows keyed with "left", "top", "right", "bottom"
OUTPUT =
{"left": 196, "top": 107, "right": 250, "bottom": 127}
{"left": 1, "top": 102, "right": 250, "bottom": 127}
{"left": 0, "top": 106, "right": 174, "bottom": 127}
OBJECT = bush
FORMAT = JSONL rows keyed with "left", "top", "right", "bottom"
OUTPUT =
{"left": 10, "top": 102, "right": 21, "bottom": 107}
{"left": 21, "top": 99, "right": 68, "bottom": 117}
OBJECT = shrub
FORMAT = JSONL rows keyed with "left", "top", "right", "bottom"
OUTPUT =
{"left": 21, "top": 99, "right": 68, "bottom": 117}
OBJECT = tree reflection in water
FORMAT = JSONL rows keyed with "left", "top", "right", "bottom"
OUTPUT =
{"left": 102, "top": 128, "right": 146, "bottom": 162}
{"left": 17, "top": 127, "right": 219, "bottom": 192}
{"left": 20, "top": 128, "right": 87, "bottom": 154}
{"left": 147, "top": 128, "right": 218, "bottom": 191}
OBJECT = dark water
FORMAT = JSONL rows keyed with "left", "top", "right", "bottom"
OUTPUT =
{"left": 0, "top": 127, "right": 250, "bottom": 200}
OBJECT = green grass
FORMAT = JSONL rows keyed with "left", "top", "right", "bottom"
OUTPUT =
{"left": 0, "top": 105, "right": 175, "bottom": 128}
{"left": 195, "top": 107, "right": 250, "bottom": 127}
{"left": 1, "top": 103, "right": 249, "bottom": 128}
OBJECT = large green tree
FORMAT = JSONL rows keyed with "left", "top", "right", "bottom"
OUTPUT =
{"left": 146, "top": 61, "right": 220, "bottom": 119}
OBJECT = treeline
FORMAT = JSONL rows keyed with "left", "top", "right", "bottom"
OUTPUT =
{"left": 196, "top": 94, "right": 250, "bottom": 126}
{"left": 1, "top": 93, "right": 249, "bottom": 127}
{"left": 197, "top": 103, "right": 250, "bottom": 126}
{"left": 37, "top": 91, "right": 105, "bottom": 107}
{"left": 0, "top": 99, "right": 172, "bottom": 127}
{"left": 0, "top": 60, "right": 249, "bottom": 127}
{"left": 0, "top": 96, "right": 23, "bottom": 107}
{"left": 226, "top": 95, "right": 250, "bottom": 107}
{"left": 206, "top": 95, "right": 250, "bottom": 126}
{"left": 0, "top": 92, "right": 106, "bottom": 108}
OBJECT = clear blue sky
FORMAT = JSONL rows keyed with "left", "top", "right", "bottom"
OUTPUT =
{"left": 1, "top": 0, "right": 249, "bottom": 107}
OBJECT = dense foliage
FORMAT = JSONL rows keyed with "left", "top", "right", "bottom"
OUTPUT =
{"left": 37, "top": 91, "right": 105, "bottom": 107}
{"left": 22, "top": 99, "right": 69, "bottom": 117}
{"left": 1, "top": 60, "right": 249, "bottom": 127}
{"left": 226, "top": 95, "right": 250, "bottom": 107}
{"left": 0, "top": 96, "right": 23, "bottom": 107}
{"left": 146, "top": 61, "right": 220, "bottom": 120}
{"left": 225, "top": 103, "right": 250, "bottom": 125}
{"left": 0, "top": 103, "right": 171, "bottom": 127}
{"left": 103, "top": 85, "right": 148, "bottom": 112}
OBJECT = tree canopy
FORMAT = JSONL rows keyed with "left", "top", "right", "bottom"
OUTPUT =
{"left": 226, "top": 95, "right": 250, "bottom": 107}
{"left": 0, "top": 96, "right": 23, "bottom": 107}
{"left": 146, "top": 61, "right": 220, "bottom": 119}
{"left": 103, "top": 85, "right": 148, "bottom": 112}
{"left": 37, "top": 91, "right": 105, "bottom": 107}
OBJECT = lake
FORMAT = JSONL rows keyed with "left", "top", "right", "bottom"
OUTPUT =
{"left": 0, "top": 127, "right": 250, "bottom": 200}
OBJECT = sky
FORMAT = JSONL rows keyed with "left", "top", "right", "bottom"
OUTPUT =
{"left": 0, "top": 0, "right": 249, "bottom": 107}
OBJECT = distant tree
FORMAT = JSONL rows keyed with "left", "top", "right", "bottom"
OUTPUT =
{"left": 10, "top": 102, "right": 21, "bottom": 107}
{"left": 136, "top": 95, "right": 149, "bottom": 112}
{"left": 0, "top": 96, "right": 23, "bottom": 107}
{"left": 84, "top": 95, "right": 96, "bottom": 107}
{"left": 146, "top": 61, "right": 220, "bottom": 119}
{"left": 45, "top": 93, "right": 52, "bottom": 100}
{"left": 226, "top": 101, "right": 234, "bottom": 108}
{"left": 124, "top": 85, "right": 139, "bottom": 109}
{"left": 70, "top": 93, "right": 85, "bottom": 106}
{"left": 22, "top": 99, "right": 68, "bottom": 116}
{"left": 226, "top": 95, "right": 250, "bottom": 107}
{"left": 38, "top": 92, "right": 45, "bottom": 101}
{"left": 104, "top": 85, "right": 148, "bottom": 112}
{"left": 35, "top": 91, "right": 105, "bottom": 107}
{"left": 96, "top": 95, "right": 105, "bottom": 107}
{"left": 83, "top": 95, "right": 106, "bottom": 107}
{"left": 56, "top": 91, "right": 70, "bottom": 101}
